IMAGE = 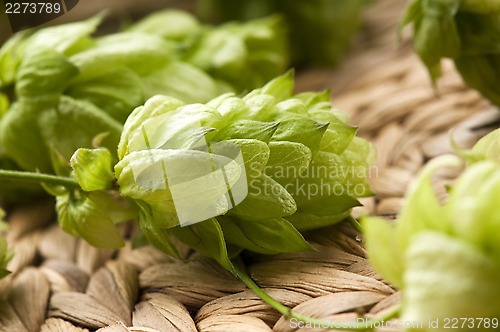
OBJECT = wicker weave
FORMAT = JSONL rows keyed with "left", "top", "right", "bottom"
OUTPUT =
{"left": 1, "top": 0, "right": 498, "bottom": 331}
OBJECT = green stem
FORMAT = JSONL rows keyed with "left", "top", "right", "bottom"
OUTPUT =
{"left": 233, "top": 262, "right": 400, "bottom": 331}
{"left": 347, "top": 215, "right": 364, "bottom": 233}
{"left": 0, "top": 169, "right": 80, "bottom": 189}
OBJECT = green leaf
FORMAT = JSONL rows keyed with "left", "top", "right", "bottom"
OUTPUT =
{"left": 70, "top": 32, "right": 173, "bottom": 81}
{"left": 56, "top": 191, "right": 125, "bottom": 248}
{"left": 23, "top": 14, "right": 102, "bottom": 55}
{"left": 218, "top": 216, "right": 312, "bottom": 255}
{"left": 362, "top": 216, "right": 404, "bottom": 288}
{"left": 469, "top": 128, "right": 500, "bottom": 164}
{"left": 409, "top": 0, "right": 461, "bottom": 81}
{"left": 0, "top": 100, "right": 52, "bottom": 172}
{"left": 15, "top": 49, "right": 78, "bottom": 101}
{"left": 66, "top": 68, "right": 144, "bottom": 123}
{"left": 211, "top": 120, "right": 279, "bottom": 143}
{"left": 271, "top": 119, "right": 328, "bottom": 155}
{"left": 70, "top": 148, "right": 114, "bottom": 192}
{"left": 0, "top": 31, "right": 27, "bottom": 87}
{"left": 49, "top": 146, "right": 72, "bottom": 177}
{"left": 39, "top": 96, "right": 123, "bottom": 166}
{"left": 228, "top": 174, "right": 296, "bottom": 221}
{"left": 399, "top": 0, "right": 422, "bottom": 39}
{"left": 135, "top": 200, "right": 181, "bottom": 259}
{"left": 171, "top": 218, "right": 235, "bottom": 273}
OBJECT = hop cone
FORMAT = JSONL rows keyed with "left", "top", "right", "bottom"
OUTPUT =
{"left": 364, "top": 155, "right": 500, "bottom": 328}
{"left": 402, "top": 0, "right": 500, "bottom": 106}
{"left": 116, "top": 73, "right": 375, "bottom": 260}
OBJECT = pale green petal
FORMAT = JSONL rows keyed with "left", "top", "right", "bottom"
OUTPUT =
{"left": 126, "top": 104, "right": 220, "bottom": 153}
{"left": 396, "top": 155, "right": 462, "bottom": 251}
{"left": 447, "top": 161, "right": 500, "bottom": 256}
{"left": 264, "top": 141, "right": 311, "bottom": 187}
{"left": 471, "top": 128, "right": 500, "bottom": 164}
{"left": 363, "top": 216, "right": 404, "bottom": 289}
{"left": 228, "top": 174, "right": 296, "bottom": 221}
{"left": 56, "top": 192, "right": 125, "bottom": 248}
{"left": 118, "top": 95, "right": 185, "bottom": 160}
{"left": 260, "top": 71, "right": 294, "bottom": 101}
{"left": 404, "top": 232, "right": 500, "bottom": 327}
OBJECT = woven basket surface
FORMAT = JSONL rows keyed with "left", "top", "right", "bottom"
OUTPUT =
{"left": 1, "top": 1, "right": 498, "bottom": 331}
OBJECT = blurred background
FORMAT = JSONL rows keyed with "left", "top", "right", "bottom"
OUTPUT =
{"left": 0, "top": 0, "right": 408, "bottom": 75}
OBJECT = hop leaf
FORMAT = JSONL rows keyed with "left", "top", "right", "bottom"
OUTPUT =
{"left": 56, "top": 190, "right": 132, "bottom": 248}
{"left": 117, "top": 73, "right": 374, "bottom": 261}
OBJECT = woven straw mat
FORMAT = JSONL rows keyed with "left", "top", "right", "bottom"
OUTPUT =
{"left": 1, "top": 0, "right": 499, "bottom": 331}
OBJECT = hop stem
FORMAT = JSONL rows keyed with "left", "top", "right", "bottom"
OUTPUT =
{"left": 0, "top": 169, "right": 80, "bottom": 189}
{"left": 233, "top": 261, "right": 400, "bottom": 331}
{"left": 347, "top": 215, "right": 364, "bottom": 233}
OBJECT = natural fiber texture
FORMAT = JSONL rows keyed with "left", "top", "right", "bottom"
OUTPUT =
{"left": 1, "top": 0, "right": 499, "bottom": 331}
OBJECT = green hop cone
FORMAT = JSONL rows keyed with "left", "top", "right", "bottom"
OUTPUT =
{"left": 116, "top": 73, "right": 374, "bottom": 265}
{"left": 402, "top": 0, "right": 500, "bottom": 106}
{"left": 129, "top": 10, "right": 290, "bottom": 93}
{"left": 197, "top": 0, "right": 370, "bottom": 66}
{"left": 176, "top": 15, "right": 289, "bottom": 91}
{"left": 363, "top": 155, "right": 500, "bottom": 330}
